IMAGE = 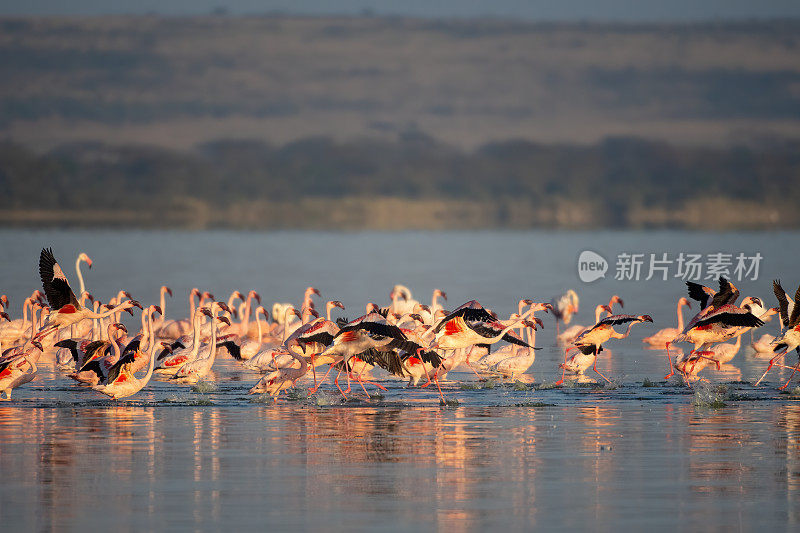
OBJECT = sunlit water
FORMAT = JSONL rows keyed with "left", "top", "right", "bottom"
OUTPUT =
{"left": 2, "top": 230, "right": 800, "bottom": 529}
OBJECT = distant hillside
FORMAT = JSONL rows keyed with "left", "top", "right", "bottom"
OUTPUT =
{"left": 0, "top": 16, "right": 799, "bottom": 150}
{"left": 1, "top": 137, "right": 798, "bottom": 230}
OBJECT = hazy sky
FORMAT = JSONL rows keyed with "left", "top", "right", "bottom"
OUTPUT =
{"left": 2, "top": 0, "right": 800, "bottom": 20}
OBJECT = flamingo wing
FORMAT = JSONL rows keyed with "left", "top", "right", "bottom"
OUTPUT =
{"left": 39, "top": 248, "right": 80, "bottom": 311}
{"left": 686, "top": 281, "right": 714, "bottom": 309}
{"left": 773, "top": 280, "right": 792, "bottom": 328}
{"left": 790, "top": 283, "right": 800, "bottom": 327}
{"left": 106, "top": 351, "right": 136, "bottom": 384}
{"left": 431, "top": 301, "right": 495, "bottom": 334}
{"left": 694, "top": 311, "right": 764, "bottom": 329}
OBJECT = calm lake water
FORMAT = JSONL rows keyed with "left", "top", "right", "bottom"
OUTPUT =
{"left": 2, "top": 229, "right": 800, "bottom": 530}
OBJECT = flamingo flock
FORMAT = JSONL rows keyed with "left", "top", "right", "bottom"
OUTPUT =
{"left": 1, "top": 247, "right": 799, "bottom": 403}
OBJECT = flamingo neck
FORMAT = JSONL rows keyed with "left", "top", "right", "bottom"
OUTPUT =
{"left": 256, "top": 311, "right": 264, "bottom": 343}
{"left": 189, "top": 291, "right": 198, "bottom": 322}
{"left": 142, "top": 310, "right": 158, "bottom": 385}
{"left": 189, "top": 312, "right": 204, "bottom": 354}
{"left": 677, "top": 302, "right": 686, "bottom": 331}
{"left": 139, "top": 307, "right": 151, "bottom": 352}
{"left": 611, "top": 322, "right": 637, "bottom": 339}
{"left": 241, "top": 299, "right": 252, "bottom": 337}
{"left": 160, "top": 289, "right": 167, "bottom": 320}
{"left": 75, "top": 257, "right": 86, "bottom": 295}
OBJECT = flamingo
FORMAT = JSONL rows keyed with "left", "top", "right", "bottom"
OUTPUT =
{"left": 244, "top": 307, "right": 303, "bottom": 372}
{"left": 665, "top": 277, "right": 763, "bottom": 380}
{"left": 556, "top": 313, "right": 653, "bottom": 385}
{"left": 485, "top": 320, "right": 542, "bottom": 378}
{"left": 551, "top": 289, "right": 579, "bottom": 335}
{"left": 755, "top": 281, "right": 800, "bottom": 388}
{"left": 69, "top": 323, "right": 128, "bottom": 385}
{"left": 425, "top": 300, "right": 535, "bottom": 376}
{"left": 155, "top": 288, "right": 202, "bottom": 339}
{"left": 173, "top": 312, "right": 230, "bottom": 384}
{"left": 0, "top": 344, "right": 41, "bottom": 400}
{"left": 316, "top": 312, "right": 418, "bottom": 397}
{"left": 249, "top": 341, "right": 309, "bottom": 398}
{"left": 558, "top": 296, "right": 623, "bottom": 345}
{"left": 154, "top": 307, "right": 208, "bottom": 374}
{"left": 642, "top": 297, "right": 691, "bottom": 347}
{"left": 34, "top": 248, "right": 141, "bottom": 344}
{"left": 91, "top": 305, "right": 168, "bottom": 400}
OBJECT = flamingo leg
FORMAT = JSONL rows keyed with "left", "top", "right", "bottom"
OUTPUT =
{"left": 755, "top": 350, "right": 788, "bottom": 386}
{"left": 433, "top": 372, "right": 445, "bottom": 404}
{"left": 778, "top": 362, "right": 800, "bottom": 390}
{"left": 664, "top": 342, "right": 675, "bottom": 380}
{"left": 555, "top": 346, "right": 573, "bottom": 386}
{"left": 592, "top": 351, "right": 612, "bottom": 384}
{"left": 309, "top": 354, "right": 318, "bottom": 390}
{"left": 464, "top": 346, "right": 482, "bottom": 378}
{"left": 333, "top": 370, "right": 349, "bottom": 400}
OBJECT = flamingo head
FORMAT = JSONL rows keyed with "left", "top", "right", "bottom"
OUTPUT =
{"left": 215, "top": 302, "right": 232, "bottom": 314}
{"left": 305, "top": 287, "right": 321, "bottom": 298}
{"left": 434, "top": 289, "right": 447, "bottom": 301}
{"left": 609, "top": 295, "right": 624, "bottom": 308}
{"left": 287, "top": 307, "right": 302, "bottom": 321}
{"left": 112, "top": 323, "right": 128, "bottom": 336}
{"left": 0, "top": 295, "right": 8, "bottom": 308}
{"left": 256, "top": 306, "right": 269, "bottom": 320}
{"left": 522, "top": 319, "right": 539, "bottom": 330}
{"left": 191, "top": 288, "right": 201, "bottom": 298}
{"left": 216, "top": 316, "right": 231, "bottom": 326}
{"left": 202, "top": 291, "right": 215, "bottom": 301}
{"left": 366, "top": 302, "right": 380, "bottom": 314}
{"left": 79, "top": 253, "right": 93, "bottom": 268}
{"left": 129, "top": 300, "right": 143, "bottom": 310}
{"left": 328, "top": 300, "right": 345, "bottom": 311}
{"left": 200, "top": 307, "right": 214, "bottom": 319}
{"left": 0, "top": 312, "right": 9, "bottom": 322}
{"left": 408, "top": 313, "right": 424, "bottom": 323}
{"left": 152, "top": 305, "right": 163, "bottom": 316}
{"left": 530, "top": 316, "right": 544, "bottom": 329}
{"left": 249, "top": 290, "right": 262, "bottom": 304}
{"left": 678, "top": 297, "right": 691, "bottom": 308}
{"left": 413, "top": 303, "right": 430, "bottom": 314}
{"left": 32, "top": 340, "right": 44, "bottom": 352}
{"left": 161, "top": 286, "right": 173, "bottom": 297}
{"left": 520, "top": 298, "right": 534, "bottom": 306}
{"left": 638, "top": 315, "right": 654, "bottom": 323}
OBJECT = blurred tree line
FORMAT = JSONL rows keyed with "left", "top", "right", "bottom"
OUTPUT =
{"left": 1, "top": 134, "right": 798, "bottom": 229}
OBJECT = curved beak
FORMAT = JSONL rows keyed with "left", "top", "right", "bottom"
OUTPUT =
{"left": 130, "top": 300, "right": 143, "bottom": 310}
{"left": 164, "top": 286, "right": 173, "bottom": 297}
{"left": 200, "top": 307, "right": 214, "bottom": 318}
{"left": 0, "top": 312, "right": 10, "bottom": 322}
{"left": 217, "top": 316, "right": 231, "bottom": 326}
{"left": 252, "top": 291, "right": 262, "bottom": 304}
{"left": 153, "top": 305, "right": 163, "bottom": 316}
